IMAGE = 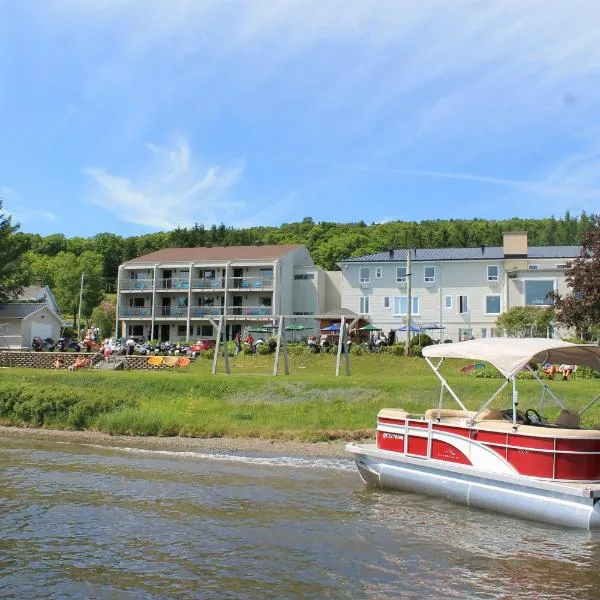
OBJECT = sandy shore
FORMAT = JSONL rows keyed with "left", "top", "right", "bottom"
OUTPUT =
{"left": 0, "top": 425, "right": 372, "bottom": 458}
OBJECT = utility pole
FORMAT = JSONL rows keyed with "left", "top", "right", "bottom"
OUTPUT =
{"left": 77, "top": 272, "right": 85, "bottom": 339}
{"left": 406, "top": 250, "right": 412, "bottom": 355}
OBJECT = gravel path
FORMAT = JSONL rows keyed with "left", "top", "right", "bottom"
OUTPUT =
{"left": 0, "top": 425, "right": 373, "bottom": 458}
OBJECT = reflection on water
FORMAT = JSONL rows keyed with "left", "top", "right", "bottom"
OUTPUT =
{"left": 0, "top": 438, "right": 598, "bottom": 599}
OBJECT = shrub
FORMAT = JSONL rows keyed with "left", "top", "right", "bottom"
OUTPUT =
{"left": 411, "top": 333, "right": 433, "bottom": 348}
{"left": 574, "top": 366, "right": 600, "bottom": 379}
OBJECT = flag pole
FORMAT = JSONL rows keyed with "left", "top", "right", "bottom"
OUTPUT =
{"left": 77, "top": 272, "right": 85, "bottom": 340}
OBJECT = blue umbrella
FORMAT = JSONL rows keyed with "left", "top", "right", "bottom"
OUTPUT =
{"left": 396, "top": 324, "right": 423, "bottom": 332}
{"left": 321, "top": 324, "right": 341, "bottom": 332}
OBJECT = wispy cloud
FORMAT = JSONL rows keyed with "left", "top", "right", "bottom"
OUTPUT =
{"left": 83, "top": 137, "right": 246, "bottom": 230}
{"left": 0, "top": 186, "right": 58, "bottom": 226}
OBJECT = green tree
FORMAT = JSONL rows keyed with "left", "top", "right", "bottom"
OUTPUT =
{"left": 89, "top": 299, "right": 117, "bottom": 339}
{"left": 496, "top": 306, "right": 554, "bottom": 337}
{"left": 50, "top": 251, "right": 105, "bottom": 330}
{"left": 0, "top": 200, "right": 30, "bottom": 302}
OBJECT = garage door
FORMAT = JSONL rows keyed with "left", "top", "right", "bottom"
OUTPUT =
{"left": 31, "top": 322, "right": 54, "bottom": 341}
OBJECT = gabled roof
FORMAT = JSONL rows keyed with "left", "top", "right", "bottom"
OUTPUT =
{"left": 18, "top": 285, "right": 61, "bottom": 315}
{"left": 340, "top": 246, "right": 581, "bottom": 263}
{"left": 124, "top": 245, "right": 303, "bottom": 265}
{"left": 0, "top": 303, "right": 46, "bottom": 319}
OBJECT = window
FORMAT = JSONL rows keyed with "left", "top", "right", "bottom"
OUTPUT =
{"left": 294, "top": 273, "right": 314, "bottom": 280}
{"left": 458, "top": 295, "right": 469, "bottom": 314}
{"left": 487, "top": 265, "right": 499, "bottom": 281}
{"left": 393, "top": 296, "right": 419, "bottom": 316}
{"left": 383, "top": 296, "right": 391, "bottom": 309}
{"left": 197, "top": 325, "right": 213, "bottom": 337}
{"left": 260, "top": 268, "right": 273, "bottom": 278}
{"left": 359, "top": 267, "right": 370, "bottom": 283}
{"left": 424, "top": 266, "right": 435, "bottom": 283}
{"left": 177, "top": 325, "right": 186, "bottom": 337}
{"left": 458, "top": 328, "right": 473, "bottom": 341}
{"left": 525, "top": 280, "right": 555, "bottom": 306}
{"left": 528, "top": 264, "right": 540, "bottom": 271}
{"left": 396, "top": 266, "right": 407, "bottom": 282}
{"left": 485, "top": 295, "right": 501, "bottom": 314}
{"left": 375, "top": 267, "right": 383, "bottom": 279}
{"left": 556, "top": 263, "right": 567, "bottom": 269}
{"left": 359, "top": 296, "right": 370, "bottom": 314}
{"left": 444, "top": 295, "right": 452, "bottom": 310}
{"left": 481, "top": 328, "right": 487, "bottom": 338}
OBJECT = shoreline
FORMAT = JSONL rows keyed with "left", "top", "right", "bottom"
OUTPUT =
{"left": 0, "top": 425, "right": 369, "bottom": 458}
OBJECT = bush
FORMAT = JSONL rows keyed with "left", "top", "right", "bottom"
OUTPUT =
{"left": 410, "top": 344, "right": 423, "bottom": 357}
{"left": 574, "top": 366, "right": 600, "bottom": 379}
{"left": 411, "top": 333, "right": 433, "bottom": 348}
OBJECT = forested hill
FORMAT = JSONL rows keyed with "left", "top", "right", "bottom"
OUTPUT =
{"left": 16, "top": 212, "right": 594, "bottom": 281}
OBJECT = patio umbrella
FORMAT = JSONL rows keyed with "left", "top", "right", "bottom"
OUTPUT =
{"left": 321, "top": 324, "right": 341, "bottom": 332}
{"left": 284, "top": 323, "right": 309, "bottom": 341}
{"left": 396, "top": 324, "right": 423, "bottom": 332}
{"left": 359, "top": 324, "right": 382, "bottom": 331}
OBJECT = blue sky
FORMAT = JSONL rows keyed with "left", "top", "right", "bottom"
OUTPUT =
{"left": 1, "top": 0, "right": 599, "bottom": 239}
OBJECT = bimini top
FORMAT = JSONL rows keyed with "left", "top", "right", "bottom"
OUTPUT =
{"left": 422, "top": 338, "right": 600, "bottom": 379}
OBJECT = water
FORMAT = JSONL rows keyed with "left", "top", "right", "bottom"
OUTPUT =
{"left": 1, "top": 439, "right": 599, "bottom": 599}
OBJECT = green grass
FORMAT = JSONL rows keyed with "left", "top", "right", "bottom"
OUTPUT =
{"left": 1, "top": 353, "right": 599, "bottom": 441}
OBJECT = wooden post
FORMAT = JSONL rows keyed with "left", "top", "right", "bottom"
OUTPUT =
{"left": 273, "top": 315, "right": 289, "bottom": 375}
{"left": 211, "top": 317, "right": 222, "bottom": 375}
{"left": 221, "top": 316, "right": 230, "bottom": 374}
{"left": 335, "top": 316, "right": 347, "bottom": 376}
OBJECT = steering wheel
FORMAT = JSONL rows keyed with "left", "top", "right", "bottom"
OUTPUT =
{"left": 525, "top": 408, "right": 542, "bottom": 425}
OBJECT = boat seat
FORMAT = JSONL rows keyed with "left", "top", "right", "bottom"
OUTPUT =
{"left": 473, "top": 420, "right": 600, "bottom": 438}
{"left": 555, "top": 409, "right": 581, "bottom": 429}
{"left": 424, "top": 408, "right": 477, "bottom": 420}
{"left": 473, "top": 408, "right": 505, "bottom": 421}
{"left": 378, "top": 408, "right": 415, "bottom": 420}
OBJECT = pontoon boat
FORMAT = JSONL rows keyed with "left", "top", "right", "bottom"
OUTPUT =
{"left": 346, "top": 338, "right": 600, "bottom": 529}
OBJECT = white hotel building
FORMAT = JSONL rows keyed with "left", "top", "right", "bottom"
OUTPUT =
{"left": 338, "top": 232, "right": 580, "bottom": 342}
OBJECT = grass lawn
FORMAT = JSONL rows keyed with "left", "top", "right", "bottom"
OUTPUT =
{"left": 1, "top": 353, "right": 599, "bottom": 440}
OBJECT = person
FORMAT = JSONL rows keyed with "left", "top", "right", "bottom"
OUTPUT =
{"left": 103, "top": 339, "right": 113, "bottom": 361}
{"left": 541, "top": 361, "right": 558, "bottom": 380}
{"left": 126, "top": 337, "right": 136, "bottom": 355}
{"left": 53, "top": 357, "right": 64, "bottom": 369}
{"left": 559, "top": 364, "right": 577, "bottom": 380}
{"left": 234, "top": 331, "right": 242, "bottom": 355}
{"left": 244, "top": 334, "right": 254, "bottom": 347}
{"left": 388, "top": 329, "right": 396, "bottom": 346}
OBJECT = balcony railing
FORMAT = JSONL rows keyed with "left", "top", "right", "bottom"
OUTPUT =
{"left": 119, "top": 307, "right": 152, "bottom": 318}
{"left": 231, "top": 277, "right": 273, "bottom": 290}
{"left": 230, "top": 306, "right": 273, "bottom": 316}
{"left": 190, "top": 306, "right": 224, "bottom": 317}
{"left": 156, "top": 307, "right": 189, "bottom": 318}
{"left": 122, "top": 279, "right": 154, "bottom": 291}
{"left": 191, "top": 277, "right": 224, "bottom": 290}
{"left": 157, "top": 278, "right": 190, "bottom": 290}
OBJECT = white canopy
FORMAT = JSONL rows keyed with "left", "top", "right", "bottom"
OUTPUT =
{"left": 422, "top": 338, "right": 600, "bottom": 379}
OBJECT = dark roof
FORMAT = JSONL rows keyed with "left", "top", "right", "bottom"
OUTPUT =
{"left": 0, "top": 303, "right": 45, "bottom": 319}
{"left": 124, "top": 245, "right": 303, "bottom": 265}
{"left": 341, "top": 246, "right": 581, "bottom": 263}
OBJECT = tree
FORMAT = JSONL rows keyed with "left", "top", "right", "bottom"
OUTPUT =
{"left": 90, "top": 299, "right": 117, "bottom": 339}
{"left": 0, "top": 200, "right": 30, "bottom": 303}
{"left": 496, "top": 306, "right": 554, "bottom": 337}
{"left": 551, "top": 215, "right": 600, "bottom": 339}
{"left": 50, "top": 251, "right": 105, "bottom": 330}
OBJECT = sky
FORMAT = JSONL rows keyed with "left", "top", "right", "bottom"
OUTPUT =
{"left": 1, "top": 0, "right": 600, "bottom": 239}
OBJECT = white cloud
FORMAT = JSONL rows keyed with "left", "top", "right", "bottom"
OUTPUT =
{"left": 83, "top": 137, "right": 246, "bottom": 230}
{"left": 0, "top": 186, "right": 59, "bottom": 225}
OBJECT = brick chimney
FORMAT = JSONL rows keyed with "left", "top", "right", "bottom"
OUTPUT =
{"left": 503, "top": 231, "right": 528, "bottom": 258}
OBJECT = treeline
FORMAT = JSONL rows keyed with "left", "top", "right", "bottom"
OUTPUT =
{"left": 16, "top": 211, "right": 593, "bottom": 283}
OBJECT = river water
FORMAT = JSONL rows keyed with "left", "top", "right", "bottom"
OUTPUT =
{"left": 1, "top": 438, "right": 598, "bottom": 599}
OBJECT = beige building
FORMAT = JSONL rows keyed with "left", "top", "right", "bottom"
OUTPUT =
{"left": 339, "top": 232, "right": 580, "bottom": 342}
{"left": 116, "top": 244, "right": 339, "bottom": 342}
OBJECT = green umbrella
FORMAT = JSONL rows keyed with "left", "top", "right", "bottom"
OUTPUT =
{"left": 284, "top": 324, "right": 308, "bottom": 330}
{"left": 359, "top": 324, "right": 382, "bottom": 331}
{"left": 248, "top": 327, "right": 272, "bottom": 334}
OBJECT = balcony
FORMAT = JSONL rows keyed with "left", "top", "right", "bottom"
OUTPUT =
{"left": 157, "top": 278, "right": 190, "bottom": 290}
{"left": 156, "top": 307, "right": 189, "bottom": 318}
{"left": 231, "top": 276, "right": 273, "bottom": 290}
{"left": 121, "top": 279, "right": 154, "bottom": 291}
{"left": 119, "top": 307, "right": 152, "bottom": 318}
{"left": 191, "top": 277, "right": 224, "bottom": 290}
{"left": 190, "top": 306, "right": 224, "bottom": 317}
{"left": 230, "top": 306, "right": 273, "bottom": 316}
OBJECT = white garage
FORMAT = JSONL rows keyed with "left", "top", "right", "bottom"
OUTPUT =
{"left": 0, "top": 303, "right": 64, "bottom": 349}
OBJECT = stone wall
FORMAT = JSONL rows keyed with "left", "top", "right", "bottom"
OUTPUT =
{"left": 0, "top": 351, "right": 163, "bottom": 371}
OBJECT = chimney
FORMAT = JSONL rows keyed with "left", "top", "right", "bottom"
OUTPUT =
{"left": 388, "top": 248, "right": 394, "bottom": 259}
{"left": 502, "top": 231, "right": 528, "bottom": 258}
{"left": 480, "top": 244, "right": 485, "bottom": 255}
